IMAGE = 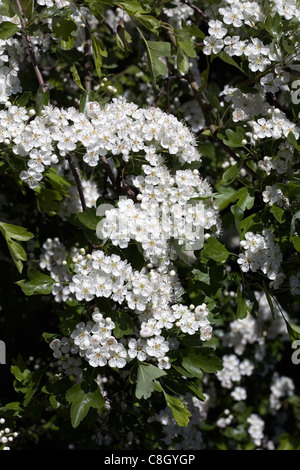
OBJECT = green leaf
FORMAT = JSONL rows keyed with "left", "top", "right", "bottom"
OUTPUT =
{"left": 286, "top": 321, "right": 300, "bottom": 342}
{"left": 116, "top": 23, "right": 132, "bottom": 53}
{"left": 270, "top": 205, "right": 286, "bottom": 223}
{"left": 265, "top": 12, "right": 282, "bottom": 42}
{"left": 181, "top": 351, "right": 204, "bottom": 378}
{"left": 162, "top": 390, "right": 191, "bottom": 427}
{"left": 174, "top": 29, "right": 197, "bottom": 57}
{"left": 202, "top": 237, "right": 230, "bottom": 263}
{"left": 223, "top": 127, "right": 246, "bottom": 148}
{"left": 236, "top": 187, "right": 255, "bottom": 211}
{"left": 35, "top": 185, "right": 63, "bottom": 215}
{"left": 42, "top": 332, "right": 58, "bottom": 344}
{"left": 110, "top": 310, "right": 133, "bottom": 338}
{"left": 70, "top": 65, "right": 86, "bottom": 91}
{"left": 0, "top": 21, "right": 18, "bottom": 40}
{"left": 181, "top": 347, "right": 223, "bottom": 374}
{"left": 77, "top": 207, "right": 102, "bottom": 231}
{"left": 136, "top": 14, "right": 160, "bottom": 34}
{"left": 177, "top": 48, "right": 190, "bottom": 75}
{"left": 35, "top": 87, "right": 50, "bottom": 116}
{"left": 52, "top": 18, "right": 77, "bottom": 42}
{"left": 192, "top": 269, "right": 210, "bottom": 285}
{"left": 231, "top": 204, "right": 244, "bottom": 236}
{"left": 236, "top": 284, "right": 259, "bottom": 319}
{"left": 118, "top": 0, "right": 150, "bottom": 16}
{"left": 16, "top": 267, "right": 55, "bottom": 296}
{"left": 240, "top": 213, "right": 263, "bottom": 236}
{"left": 20, "top": 0, "right": 33, "bottom": 18}
{"left": 0, "top": 222, "right": 33, "bottom": 242}
{"left": 218, "top": 51, "right": 244, "bottom": 72}
{"left": 15, "top": 91, "right": 32, "bottom": 107}
{"left": 138, "top": 29, "right": 171, "bottom": 84}
{"left": 292, "top": 236, "right": 300, "bottom": 252}
{"left": 287, "top": 132, "right": 300, "bottom": 152}
{"left": 290, "top": 211, "right": 300, "bottom": 237}
{"left": 0, "top": 221, "right": 34, "bottom": 273}
{"left": 66, "top": 382, "right": 105, "bottom": 428}
{"left": 214, "top": 185, "right": 237, "bottom": 211}
{"left": 222, "top": 162, "right": 243, "bottom": 185}
{"left": 44, "top": 167, "right": 71, "bottom": 192}
{"left": 91, "top": 34, "right": 107, "bottom": 78}
{"left": 135, "top": 363, "right": 167, "bottom": 400}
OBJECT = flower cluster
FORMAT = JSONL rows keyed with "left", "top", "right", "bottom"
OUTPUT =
{"left": 269, "top": 373, "right": 295, "bottom": 412}
{"left": 222, "top": 292, "right": 288, "bottom": 356}
{"left": 247, "top": 414, "right": 265, "bottom": 447}
{"left": 0, "top": 96, "right": 204, "bottom": 191}
{"left": 47, "top": 244, "right": 213, "bottom": 371}
{"left": 216, "top": 354, "right": 254, "bottom": 389}
{"left": 258, "top": 142, "right": 295, "bottom": 175}
{"left": 0, "top": 418, "right": 18, "bottom": 451}
{"left": 100, "top": 166, "right": 220, "bottom": 265}
{"left": 262, "top": 184, "right": 289, "bottom": 207}
{"left": 39, "top": 238, "right": 80, "bottom": 302}
{"left": 237, "top": 229, "right": 284, "bottom": 288}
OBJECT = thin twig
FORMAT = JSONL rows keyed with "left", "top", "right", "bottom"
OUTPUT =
{"left": 84, "top": 27, "right": 92, "bottom": 92}
{"left": 67, "top": 156, "right": 95, "bottom": 252}
{"left": 14, "top": 0, "right": 47, "bottom": 94}
{"left": 184, "top": 1, "right": 210, "bottom": 21}
{"left": 67, "top": 156, "right": 87, "bottom": 212}
{"left": 213, "top": 134, "right": 257, "bottom": 179}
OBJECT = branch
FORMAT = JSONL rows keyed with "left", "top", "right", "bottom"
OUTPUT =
{"left": 84, "top": 26, "right": 92, "bottom": 92}
{"left": 67, "top": 156, "right": 95, "bottom": 252}
{"left": 67, "top": 156, "right": 87, "bottom": 212}
{"left": 14, "top": 0, "right": 47, "bottom": 94}
{"left": 101, "top": 156, "right": 138, "bottom": 202}
{"left": 212, "top": 134, "right": 257, "bottom": 179}
{"left": 184, "top": 1, "right": 210, "bottom": 22}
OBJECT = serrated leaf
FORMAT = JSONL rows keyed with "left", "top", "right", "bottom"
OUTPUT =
{"left": 0, "top": 222, "right": 33, "bottom": 242}
{"left": 0, "top": 21, "right": 18, "bottom": 39}
{"left": 202, "top": 237, "right": 230, "bottom": 263}
{"left": 18, "top": 0, "right": 34, "bottom": 18}
{"left": 236, "top": 284, "right": 259, "bottom": 319}
{"left": 286, "top": 320, "right": 300, "bottom": 341}
{"left": 16, "top": 267, "right": 55, "bottom": 296}
{"left": 177, "top": 48, "right": 190, "bottom": 74}
{"left": 70, "top": 65, "right": 86, "bottom": 91}
{"left": 137, "top": 29, "right": 171, "bottom": 84}
{"left": 77, "top": 207, "right": 101, "bottom": 230}
{"left": 66, "top": 382, "right": 105, "bottom": 428}
{"left": 91, "top": 34, "right": 107, "bottom": 78}
{"left": 270, "top": 205, "right": 285, "bottom": 223}
{"left": 118, "top": 0, "right": 150, "bottom": 16}
{"left": 110, "top": 309, "right": 133, "bottom": 338}
{"left": 135, "top": 363, "right": 167, "bottom": 399}
{"left": 162, "top": 390, "right": 191, "bottom": 427}
{"left": 181, "top": 347, "right": 223, "bottom": 374}
{"left": 35, "top": 87, "right": 50, "bottom": 116}
{"left": 136, "top": 14, "right": 160, "bottom": 34}
{"left": 52, "top": 17, "right": 77, "bottom": 42}
{"left": 116, "top": 23, "right": 132, "bottom": 53}
{"left": 223, "top": 127, "right": 246, "bottom": 148}
{"left": 222, "top": 162, "right": 243, "bottom": 185}
{"left": 265, "top": 12, "right": 282, "bottom": 42}
{"left": 218, "top": 51, "right": 244, "bottom": 72}
{"left": 292, "top": 236, "right": 300, "bottom": 252}
{"left": 0, "top": 221, "right": 34, "bottom": 273}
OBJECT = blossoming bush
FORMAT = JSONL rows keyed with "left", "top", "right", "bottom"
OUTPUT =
{"left": 0, "top": 0, "right": 300, "bottom": 451}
